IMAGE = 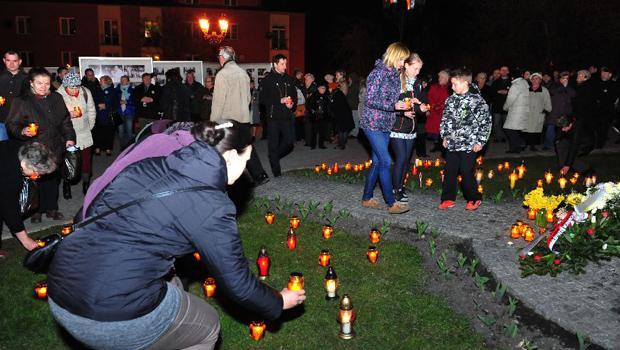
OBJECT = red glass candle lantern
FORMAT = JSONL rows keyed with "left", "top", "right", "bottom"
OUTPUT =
{"left": 249, "top": 321, "right": 266, "bottom": 341}
{"left": 288, "top": 272, "right": 304, "bottom": 291}
{"left": 333, "top": 162, "right": 339, "bottom": 173}
{"left": 314, "top": 165, "right": 321, "bottom": 173}
{"left": 527, "top": 208, "right": 536, "bottom": 220}
{"left": 546, "top": 211, "right": 554, "bottom": 223}
{"left": 289, "top": 215, "right": 300, "bottom": 229}
{"left": 318, "top": 249, "right": 331, "bottom": 267}
{"left": 34, "top": 281, "right": 48, "bottom": 300}
{"left": 286, "top": 228, "right": 297, "bottom": 251}
{"left": 367, "top": 246, "right": 379, "bottom": 264}
{"left": 411, "top": 166, "right": 418, "bottom": 176}
{"left": 537, "top": 179, "right": 543, "bottom": 188}
{"left": 193, "top": 251, "right": 201, "bottom": 261}
{"left": 202, "top": 277, "right": 216, "bottom": 297}
{"left": 61, "top": 224, "right": 73, "bottom": 236}
{"left": 264, "top": 211, "right": 275, "bottom": 225}
{"left": 345, "top": 162, "right": 352, "bottom": 171}
{"left": 322, "top": 224, "right": 333, "bottom": 240}
{"left": 510, "top": 224, "right": 521, "bottom": 239}
{"left": 27, "top": 123, "right": 38, "bottom": 136}
{"left": 369, "top": 228, "right": 381, "bottom": 244}
{"left": 256, "top": 247, "right": 270, "bottom": 280}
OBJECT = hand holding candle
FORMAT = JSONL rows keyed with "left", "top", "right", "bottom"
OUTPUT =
{"left": 24, "top": 123, "right": 38, "bottom": 137}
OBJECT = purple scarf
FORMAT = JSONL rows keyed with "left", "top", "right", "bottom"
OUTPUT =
{"left": 82, "top": 130, "right": 196, "bottom": 218}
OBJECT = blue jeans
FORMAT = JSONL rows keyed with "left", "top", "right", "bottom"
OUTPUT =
{"left": 118, "top": 115, "right": 134, "bottom": 147}
{"left": 390, "top": 136, "right": 416, "bottom": 191}
{"left": 362, "top": 130, "right": 395, "bottom": 206}
{"left": 0, "top": 122, "right": 9, "bottom": 141}
{"left": 543, "top": 123, "right": 556, "bottom": 149}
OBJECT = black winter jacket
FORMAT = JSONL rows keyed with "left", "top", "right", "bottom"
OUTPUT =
{"left": 133, "top": 83, "right": 161, "bottom": 120}
{"left": 259, "top": 70, "right": 297, "bottom": 121}
{"left": 6, "top": 91, "right": 75, "bottom": 162}
{"left": 0, "top": 70, "right": 29, "bottom": 122}
{"left": 392, "top": 78, "right": 427, "bottom": 134}
{"left": 48, "top": 141, "right": 283, "bottom": 322}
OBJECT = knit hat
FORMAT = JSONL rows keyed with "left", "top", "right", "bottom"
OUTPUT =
{"left": 530, "top": 72, "right": 543, "bottom": 81}
{"left": 62, "top": 71, "right": 82, "bottom": 87}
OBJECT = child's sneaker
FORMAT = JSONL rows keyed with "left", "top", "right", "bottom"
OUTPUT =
{"left": 393, "top": 189, "right": 408, "bottom": 203}
{"left": 465, "top": 200, "right": 482, "bottom": 211}
{"left": 438, "top": 200, "right": 456, "bottom": 209}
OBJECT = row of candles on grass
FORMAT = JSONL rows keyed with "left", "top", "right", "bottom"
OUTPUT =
{"left": 314, "top": 160, "right": 372, "bottom": 175}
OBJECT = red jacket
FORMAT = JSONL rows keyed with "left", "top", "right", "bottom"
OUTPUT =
{"left": 425, "top": 83, "right": 450, "bottom": 134}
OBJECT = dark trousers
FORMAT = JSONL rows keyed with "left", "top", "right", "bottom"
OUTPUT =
{"left": 38, "top": 170, "right": 60, "bottom": 213}
{"left": 295, "top": 116, "right": 305, "bottom": 141}
{"left": 441, "top": 151, "right": 480, "bottom": 202}
{"left": 267, "top": 119, "right": 295, "bottom": 176}
{"left": 236, "top": 123, "right": 266, "bottom": 180}
{"left": 415, "top": 132, "right": 427, "bottom": 156}
{"left": 304, "top": 116, "right": 313, "bottom": 145}
{"left": 524, "top": 132, "right": 541, "bottom": 146}
{"left": 504, "top": 128, "right": 524, "bottom": 152}
{"left": 595, "top": 113, "right": 614, "bottom": 148}
{"left": 309, "top": 119, "right": 328, "bottom": 148}
{"left": 93, "top": 124, "right": 115, "bottom": 151}
{"left": 390, "top": 137, "right": 416, "bottom": 191}
{"left": 337, "top": 131, "right": 348, "bottom": 149}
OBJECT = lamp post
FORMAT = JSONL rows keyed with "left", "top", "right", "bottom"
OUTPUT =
{"left": 198, "top": 14, "right": 229, "bottom": 47}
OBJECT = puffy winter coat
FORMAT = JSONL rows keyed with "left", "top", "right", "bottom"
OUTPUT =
{"left": 360, "top": 59, "right": 401, "bottom": 132}
{"left": 440, "top": 84, "right": 492, "bottom": 152}
{"left": 48, "top": 140, "right": 283, "bottom": 322}
{"left": 548, "top": 83, "right": 575, "bottom": 125}
{"left": 503, "top": 77, "right": 530, "bottom": 130}
{"left": 524, "top": 86, "right": 552, "bottom": 133}
{"left": 57, "top": 87, "right": 96, "bottom": 149}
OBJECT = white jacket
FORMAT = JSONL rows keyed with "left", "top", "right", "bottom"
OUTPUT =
{"left": 524, "top": 87, "right": 552, "bottom": 133}
{"left": 210, "top": 61, "right": 251, "bottom": 123}
{"left": 57, "top": 87, "right": 96, "bottom": 149}
{"left": 503, "top": 78, "right": 530, "bottom": 131}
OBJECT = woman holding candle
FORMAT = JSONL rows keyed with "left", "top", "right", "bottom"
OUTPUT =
{"left": 47, "top": 120, "right": 305, "bottom": 350}
{"left": 390, "top": 53, "right": 428, "bottom": 203}
{"left": 57, "top": 71, "right": 96, "bottom": 197}
{"left": 0, "top": 141, "right": 56, "bottom": 258}
{"left": 6, "top": 67, "right": 76, "bottom": 222}
{"left": 360, "top": 42, "right": 411, "bottom": 214}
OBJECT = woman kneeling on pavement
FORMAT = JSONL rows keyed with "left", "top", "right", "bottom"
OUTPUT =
{"left": 47, "top": 120, "right": 306, "bottom": 350}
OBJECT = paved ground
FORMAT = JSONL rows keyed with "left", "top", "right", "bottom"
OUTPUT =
{"left": 3, "top": 135, "right": 620, "bottom": 349}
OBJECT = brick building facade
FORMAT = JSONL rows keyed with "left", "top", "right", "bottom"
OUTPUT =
{"left": 0, "top": 0, "right": 305, "bottom": 72}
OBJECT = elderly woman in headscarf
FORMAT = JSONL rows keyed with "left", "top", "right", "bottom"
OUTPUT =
{"left": 57, "top": 70, "right": 96, "bottom": 197}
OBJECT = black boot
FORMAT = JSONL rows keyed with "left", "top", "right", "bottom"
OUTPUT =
{"left": 63, "top": 181, "right": 72, "bottom": 200}
{"left": 82, "top": 180, "right": 90, "bottom": 195}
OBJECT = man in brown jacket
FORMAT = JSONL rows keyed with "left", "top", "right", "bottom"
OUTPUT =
{"left": 211, "top": 46, "right": 269, "bottom": 185}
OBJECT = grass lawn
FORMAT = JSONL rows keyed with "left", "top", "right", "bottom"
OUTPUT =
{"left": 293, "top": 153, "right": 620, "bottom": 201}
{"left": 0, "top": 207, "right": 486, "bottom": 350}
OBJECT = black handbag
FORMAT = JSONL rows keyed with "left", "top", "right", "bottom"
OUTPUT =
{"left": 19, "top": 177, "right": 39, "bottom": 215}
{"left": 63, "top": 146, "right": 81, "bottom": 182}
{"left": 23, "top": 185, "right": 212, "bottom": 273}
{"left": 110, "top": 111, "right": 125, "bottom": 127}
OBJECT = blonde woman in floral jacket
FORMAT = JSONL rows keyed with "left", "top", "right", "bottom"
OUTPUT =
{"left": 57, "top": 71, "right": 96, "bottom": 197}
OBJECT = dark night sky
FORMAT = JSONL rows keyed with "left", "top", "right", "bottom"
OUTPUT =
{"left": 263, "top": 0, "right": 620, "bottom": 78}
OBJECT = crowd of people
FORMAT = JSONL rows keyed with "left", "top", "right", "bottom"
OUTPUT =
{"left": 0, "top": 42, "right": 619, "bottom": 348}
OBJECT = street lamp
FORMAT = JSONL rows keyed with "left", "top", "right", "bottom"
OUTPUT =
{"left": 198, "top": 14, "right": 229, "bottom": 46}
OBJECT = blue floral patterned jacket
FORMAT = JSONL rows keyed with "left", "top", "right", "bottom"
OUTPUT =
{"left": 360, "top": 59, "right": 401, "bottom": 132}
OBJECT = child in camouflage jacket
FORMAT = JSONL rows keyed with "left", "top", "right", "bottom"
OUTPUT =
{"left": 439, "top": 68, "right": 492, "bottom": 211}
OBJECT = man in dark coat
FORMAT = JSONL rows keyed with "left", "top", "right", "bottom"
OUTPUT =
{"left": 184, "top": 70, "right": 206, "bottom": 122}
{"left": 133, "top": 72, "right": 161, "bottom": 130}
{"left": 259, "top": 54, "right": 297, "bottom": 177}
{"left": 490, "top": 66, "right": 511, "bottom": 142}
{"left": 0, "top": 50, "right": 29, "bottom": 141}
{"left": 160, "top": 68, "right": 191, "bottom": 122}
{"left": 593, "top": 67, "right": 619, "bottom": 148}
